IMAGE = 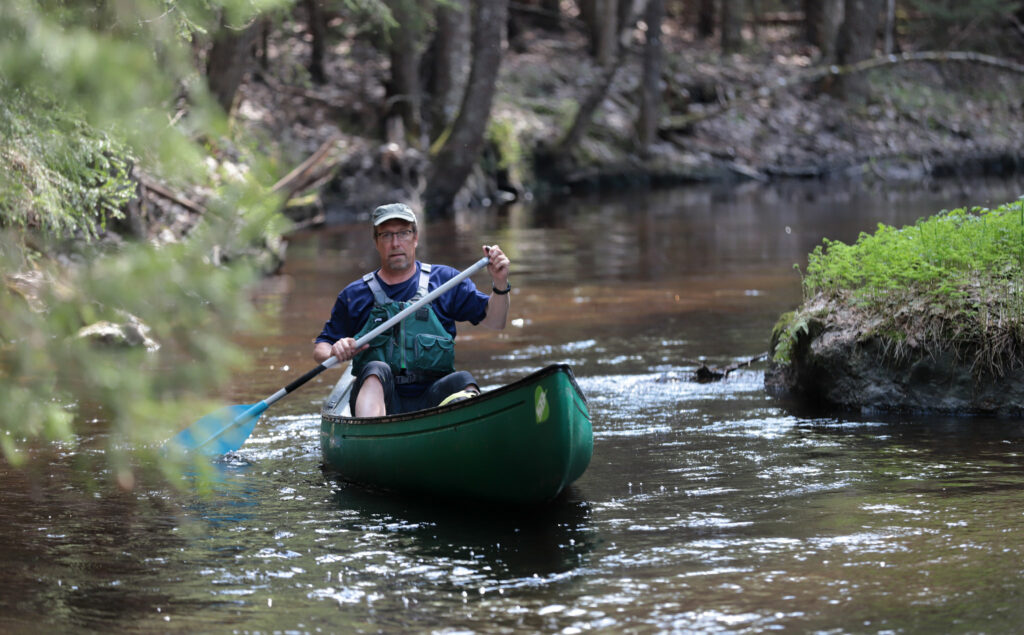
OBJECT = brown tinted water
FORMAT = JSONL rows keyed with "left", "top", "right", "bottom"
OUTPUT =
{"left": 4, "top": 179, "right": 1024, "bottom": 632}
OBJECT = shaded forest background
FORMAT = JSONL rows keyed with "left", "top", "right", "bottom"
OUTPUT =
{"left": 234, "top": 0, "right": 1024, "bottom": 221}
{"left": 3, "top": 0, "right": 1024, "bottom": 485}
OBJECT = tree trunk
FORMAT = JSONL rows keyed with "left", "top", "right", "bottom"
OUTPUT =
{"left": 304, "top": 0, "right": 327, "bottom": 84}
{"left": 554, "top": 4, "right": 638, "bottom": 155}
{"left": 721, "top": 0, "right": 743, "bottom": 53}
{"left": 831, "top": 0, "right": 883, "bottom": 101}
{"left": 617, "top": 0, "right": 634, "bottom": 39}
{"left": 594, "top": 0, "right": 619, "bottom": 64}
{"left": 206, "top": 14, "right": 259, "bottom": 114}
{"left": 423, "top": 0, "right": 508, "bottom": 216}
{"left": 750, "top": 0, "right": 761, "bottom": 45}
{"left": 578, "top": 0, "right": 597, "bottom": 50}
{"left": 697, "top": 0, "right": 715, "bottom": 39}
{"left": 259, "top": 17, "right": 270, "bottom": 70}
{"left": 803, "top": 0, "right": 823, "bottom": 47}
{"left": 424, "top": 0, "right": 468, "bottom": 140}
{"left": 805, "top": 0, "right": 846, "bottom": 61}
{"left": 883, "top": 0, "right": 895, "bottom": 55}
{"left": 637, "top": 0, "right": 664, "bottom": 155}
{"left": 818, "top": 0, "right": 844, "bottom": 61}
{"left": 385, "top": 0, "right": 425, "bottom": 146}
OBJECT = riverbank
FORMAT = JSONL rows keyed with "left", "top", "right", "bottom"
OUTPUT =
{"left": 234, "top": 20, "right": 1024, "bottom": 220}
{"left": 766, "top": 201, "right": 1024, "bottom": 416}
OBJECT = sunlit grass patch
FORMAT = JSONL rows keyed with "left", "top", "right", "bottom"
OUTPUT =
{"left": 784, "top": 200, "right": 1024, "bottom": 376}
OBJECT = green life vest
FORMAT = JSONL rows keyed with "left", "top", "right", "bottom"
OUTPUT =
{"left": 351, "top": 263, "right": 456, "bottom": 384}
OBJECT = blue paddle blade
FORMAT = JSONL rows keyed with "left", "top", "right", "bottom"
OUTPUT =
{"left": 166, "top": 402, "right": 267, "bottom": 456}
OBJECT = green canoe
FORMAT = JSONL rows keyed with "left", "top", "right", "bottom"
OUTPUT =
{"left": 320, "top": 364, "right": 592, "bottom": 504}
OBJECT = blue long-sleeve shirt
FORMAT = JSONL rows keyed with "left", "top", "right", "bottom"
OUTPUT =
{"left": 315, "top": 261, "right": 489, "bottom": 345}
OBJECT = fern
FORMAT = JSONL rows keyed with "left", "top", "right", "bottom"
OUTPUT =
{"left": 771, "top": 311, "right": 810, "bottom": 364}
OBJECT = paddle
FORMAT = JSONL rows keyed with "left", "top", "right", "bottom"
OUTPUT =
{"left": 166, "top": 255, "right": 491, "bottom": 456}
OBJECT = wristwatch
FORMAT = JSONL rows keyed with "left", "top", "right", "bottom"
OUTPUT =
{"left": 492, "top": 281, "right": 511, "bottom": 295}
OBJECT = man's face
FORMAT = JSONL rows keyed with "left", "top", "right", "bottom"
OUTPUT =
{"left": 374, "top": 219, "right": 418, "bottom": 274}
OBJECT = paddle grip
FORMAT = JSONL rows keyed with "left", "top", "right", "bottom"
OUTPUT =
{"left": 283, "top": 363, "right": 329, "bottom": 394}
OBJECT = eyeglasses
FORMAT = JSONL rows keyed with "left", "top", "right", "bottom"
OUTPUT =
{"left": 375, "top": 229, "right": 415, "bottom": 242}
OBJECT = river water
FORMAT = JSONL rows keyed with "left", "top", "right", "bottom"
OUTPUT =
{"left": 4, "top": 178, "right": 1024, "bottom": 633}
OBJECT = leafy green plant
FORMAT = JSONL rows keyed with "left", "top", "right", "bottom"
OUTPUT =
{"left": 487, "top": 116, "right": 523, "bottom": 172}
{"left": 771, "top": 311, "right": 811, "bottom": 364}
{"left": 798, "top": 200, "right": 1024, "bottom": 376}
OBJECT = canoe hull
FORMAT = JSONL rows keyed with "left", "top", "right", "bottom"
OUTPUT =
{"left": 320, "top": 364, "right": 592, "bottom": 504}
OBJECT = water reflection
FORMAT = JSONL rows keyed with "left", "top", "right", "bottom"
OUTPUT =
{"left": 0, "top": 463, "right": 189, "bottom": 631}
{"left": 184, "top": 458, "right": 262, "bottom": 529}
{"left": 5, "top": 177, "right": 1024, "bottom": 632}
{"left": 326, "top": 481, "right": 595, "bottom": 583}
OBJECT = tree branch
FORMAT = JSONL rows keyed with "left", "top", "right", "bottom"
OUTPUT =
{"left": 271, "top": 134, "right": 343, "bottom": 199}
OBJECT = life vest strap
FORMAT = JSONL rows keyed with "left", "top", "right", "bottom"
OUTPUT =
{"left": 363, "top": 263, "right": 433, "bottom": 306}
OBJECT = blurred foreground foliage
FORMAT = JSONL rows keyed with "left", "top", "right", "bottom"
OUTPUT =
{"left": 0, "top": 0, "right": 291, "bottom": 489}
{"left": 0, "top": 89, "right": 136, "bottom": 238}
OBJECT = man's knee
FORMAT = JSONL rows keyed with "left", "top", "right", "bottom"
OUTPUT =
{"left": 354, "top": 376, "right": 386, "bottom": 417}
{"left": 352, "top": 362, "right": 393, "bottom": 416}
{"left": 447, "top": 370, "right": 475, "bottom": 387}
{"left": 357, "top": 362, "right": 393, "bottom": 390}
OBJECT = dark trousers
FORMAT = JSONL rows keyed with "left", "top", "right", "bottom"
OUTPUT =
{"left": 350, "top": 361, "right": 476, "bottom": 415}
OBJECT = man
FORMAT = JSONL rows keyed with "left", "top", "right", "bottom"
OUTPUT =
{"left": 313, "top": 203, "right": 511, "bottom": 416}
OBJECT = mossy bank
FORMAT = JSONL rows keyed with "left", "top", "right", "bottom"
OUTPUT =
{"left": 766, "top": 201, "right": 1024, "bottom": 416}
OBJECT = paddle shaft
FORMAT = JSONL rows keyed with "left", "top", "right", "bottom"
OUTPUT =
{"left": 262, "top": 255, "right": 491, "bottom": 408}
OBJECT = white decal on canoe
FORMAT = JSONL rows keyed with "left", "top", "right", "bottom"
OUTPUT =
{"left": 534, "top": 386, "right": 549, "bottom": 423}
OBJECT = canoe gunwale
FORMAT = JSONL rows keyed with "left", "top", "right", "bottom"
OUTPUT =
{"left": 321, "top": 363, "right": 585, "bottom": 425}
{"left": 335, "top": 401, "right": 524, "bottom": 439}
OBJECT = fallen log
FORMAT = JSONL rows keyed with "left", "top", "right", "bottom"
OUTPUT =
{"left": 136, "top": 172, "right": 204, "bottom": 214}
{"left": 271, "top": 134, "right": 343, "bottom": 199}
{"left": 656, "top": 353, "right": 769, "bottom": 383}
{"left": 693, "top": 353, "right": 768, "bottom": 382}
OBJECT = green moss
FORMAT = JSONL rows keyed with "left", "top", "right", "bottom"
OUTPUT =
{"left": 798, "top": 200, "right": 1024, "bottom": 375}
{"left": 486, "top": 116, "right": 522, "bottom": 172}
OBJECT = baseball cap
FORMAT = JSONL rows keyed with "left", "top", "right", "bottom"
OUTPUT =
{"left": 371, "top": 203, "right": 417, "bottom": 226}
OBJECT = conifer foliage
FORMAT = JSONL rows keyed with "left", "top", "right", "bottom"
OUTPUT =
{"left": 0, "top": 0, "right": 289, "bottom": 486}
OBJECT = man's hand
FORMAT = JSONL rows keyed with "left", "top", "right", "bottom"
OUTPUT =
{"left": 331, "top": 337, "right": 367, "bottom": 362}
{"left": 484, "top": 244, "right": 510, "bottom": 289}
{"left": 313, "top": 338, "right": 367, "bottom": 364}
{"left": 481, "top": 244, "right": 511, "bottom": 330}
